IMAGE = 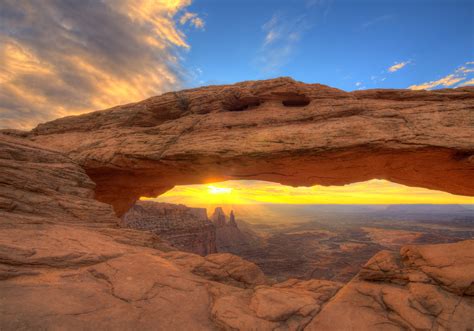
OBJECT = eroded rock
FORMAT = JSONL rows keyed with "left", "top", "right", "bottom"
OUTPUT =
{"left": 122, "top": 201, "right": 217, "bottom": 255}
{"left": 24, "top": 78, "right": 474, "bottom": 216}
{"left": 0, "top": 80, "right": 473, "bottom": 330}
{"left": 307, "top": 240, "right": 474, "bottom": 330}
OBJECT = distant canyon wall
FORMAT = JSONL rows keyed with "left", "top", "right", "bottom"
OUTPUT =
{"left": 211, "top": 207, "right": 260, "bottom": 253}
{"left": 122, "top": 202, "right": 256, "bottom": 256}
{"left": 122, "top": 201, "right": 217, "bottom": 255}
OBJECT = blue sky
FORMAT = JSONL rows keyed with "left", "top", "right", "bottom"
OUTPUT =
{"left": 1, "top": 0, "right": 473, "bottom": 129}
{"left": 182, "top": 0, "right": 474, "bottom": 90}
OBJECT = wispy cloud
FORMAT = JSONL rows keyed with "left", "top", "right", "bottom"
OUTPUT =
{"left": 256, "top": 13, "right": 310, "bottom": 73}
{"left": 255, "top": 1, "right": 331, "bottom": 75}
{"left": 459, "top": 78, "right": 474, "bottom": 87}
{"left": 0, "top": 0, "right": 204, "bottom": 130}
{"left": 409, "top": 61, "right": 474, "bottom": 90}
{"left": 179, "top": 11, "right": 205, "bottom": 29}
{"left": 388, "top": 60, "right": 410, "bottom": 73}
{"left": 306, "top": 0, "right": 333, "bottom": 19}
{"left": 360, "top": 15, "right": 392, "bottom": 30}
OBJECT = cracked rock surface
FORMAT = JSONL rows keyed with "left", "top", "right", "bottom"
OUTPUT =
{"left": 307, "top": 240, "right": 474, "bottom": 330}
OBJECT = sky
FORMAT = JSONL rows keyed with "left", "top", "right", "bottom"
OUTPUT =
{"left": 1, "top": 0, "right": 473, "bottom": 205}
{"left": 146, "top": 179, "right": 474, "bottom": 206}
{"left": 1, "top": 0, "right": 473, "bottom": 130}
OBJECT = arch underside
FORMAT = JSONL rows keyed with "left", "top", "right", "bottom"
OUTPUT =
{"left": 27, "top": 78, "right": 474, "bottom": 216}
{"left": 87, "top": 146, "right": 473, "bottom": 216}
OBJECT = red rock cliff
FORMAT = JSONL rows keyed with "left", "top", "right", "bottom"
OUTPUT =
{"left": 122, "top": 201, "right": 217, "bottom": 255}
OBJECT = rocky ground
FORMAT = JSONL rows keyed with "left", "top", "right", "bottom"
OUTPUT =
{"left": 0, "top": 133, "right": 344, "bottom": 330}
{"left": 1, "top": 125, "right": 473, "bottom": 330}
{"left": 1, "top": 78, "right": 473, "bottom": 329}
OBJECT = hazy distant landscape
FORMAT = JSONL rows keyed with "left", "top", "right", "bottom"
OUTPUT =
{"left": 204, "top": 204, "right": 474, "bottom": 282}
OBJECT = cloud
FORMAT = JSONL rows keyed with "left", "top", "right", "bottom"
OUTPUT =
{"left": 458, "top": 78, "right": 474, "bottom": 87}
{"left": 179, "top": 11, "right": 205, "bottom": 29}
{"left": 408, "top": 61, "right": 474, "bottom": 90}
{"left": 409, "top": 74, "right": 464, "bottom": 90}
{"left": 0, "top": 0, "right": 203, "bottom": 130}
{"left": 455, "top": 66, "right": 474, "bottom": 74}
{"left": 255, "top": 1, "right": 333, "bottom": 74}
{"left": 360, "top": 15, "right": 392, "bottom": 30}
{"left": 388, "top": 61, "right": 410, "bottom": 73}
{"left": 354, "top": 81, "right": 366, "bottom": 90}
{"left": 306, "top": 0, "right": 333, "bottom": 19}
{"left": 256, "top": 13, "right": 310, "bottom": 73}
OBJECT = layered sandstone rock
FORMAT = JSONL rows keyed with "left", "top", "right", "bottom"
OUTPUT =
{"left": 122, "top": 201, "right": 217, "bottom": 255}
{"left": 0, "top": 133, "right": 117, "bottom": 227}
{"left": 1, "top": 78, "right": 473, "bottom": 330}
{"left": 0, "top": 133, "right": 344, "bottom": 330}
{"left": 307, "top": 240, "right": 474, "bottom": 330}
{"left": 210, "top": 208, "right": 261, "bottom": 253}
{"left": 211, "top": 207, "right": 227, "bottom": 227}
{"left": 23, "top": 78, "right": 474, "bottom": 216}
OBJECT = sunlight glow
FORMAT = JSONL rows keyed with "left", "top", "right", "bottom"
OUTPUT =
{"left": 208, "top": 185, "right": 232, "bottom": 194}
{"left": 142, "top": 179, "right": 474, "bottom": 206}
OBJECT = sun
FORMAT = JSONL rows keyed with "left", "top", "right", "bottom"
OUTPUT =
{"left": 207, "top": 185, "right": 232, "bottom": 194}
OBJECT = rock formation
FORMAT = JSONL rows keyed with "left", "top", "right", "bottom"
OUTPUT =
{"left": 122, "top": 201, "right": 217, "bottom": 255}
{"left": 307, "top": 240, "right": 474, "bottom": 330}
{"left": 210, "top": 208, "right": 261, "bottom": 253}
{"left": 229, "top": 210, "right": 237, "bottom": 227}
{"left": 18, "top": 77, "right": 474, "bottom": 216}
{"left": 0, "top": 133, "right": 346, "bottom": 329}
{"left": 0, "top": 78, "right": 473, "bottom": 329}
{"left": 211, "top": 207, "right": 227, "bottom": 227}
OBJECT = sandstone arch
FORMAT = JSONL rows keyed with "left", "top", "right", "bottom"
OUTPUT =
{"left": 27, "top": 78, "right": 474, "bottom": 216}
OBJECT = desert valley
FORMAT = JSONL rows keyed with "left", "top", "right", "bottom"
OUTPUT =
{"left": 123, "top": 201, "right": 474, "bottom": 283}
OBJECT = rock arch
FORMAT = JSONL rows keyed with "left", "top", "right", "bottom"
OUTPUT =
{"left": 28, "top": 78, "right": 474, "bottom": 215}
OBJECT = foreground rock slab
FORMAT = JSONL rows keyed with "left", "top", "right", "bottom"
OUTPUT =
{"left": 1, "top": 132, "right": 473, "bottom": 330}
{"left": 307, "top": 240, "right": 474, "bottom": 330}
{"left": 0, "top": 133, "right": 343, "bottom": 330}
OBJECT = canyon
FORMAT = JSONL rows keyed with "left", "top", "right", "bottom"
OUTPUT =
{"left": 218, "top": 204, "right": 474, "bottom": 283}
{"left": 122, "top": 202, "right": 257, "bottom": 256}
{"left": 122, "top": 201, "right": 474, "bottom": 283}
{"left": 122, "top": 201, "right": 217, "bottom": 255}
{"left": 211, "top": 207, "right": 261, "bottom": 253}
{"left": 0, "top": 78, "right": 473, "bottom": 330}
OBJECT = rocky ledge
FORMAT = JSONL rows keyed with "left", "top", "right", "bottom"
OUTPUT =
{"left": 307, "top": 240, "right": 474, "bottom": 330}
